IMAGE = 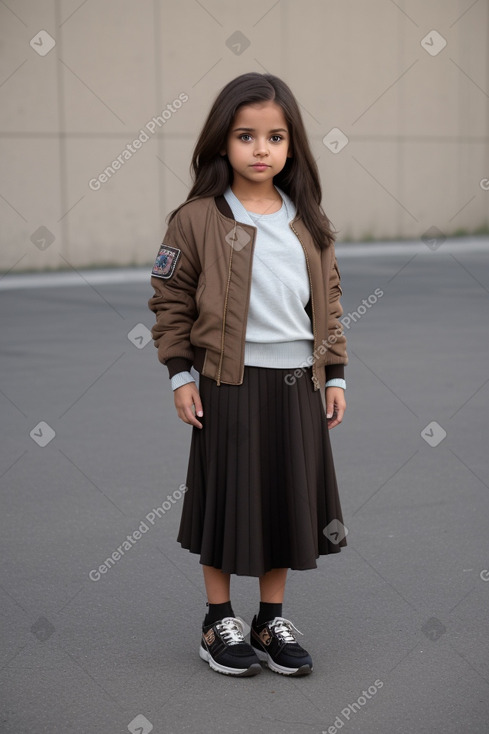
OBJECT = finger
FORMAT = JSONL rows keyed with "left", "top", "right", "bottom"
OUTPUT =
{"left": 334, "top": 405, "right": 344, "bottom": 424}
{"left": 326, "top": 402, "right": 335, "bottom": 419}
{"left": 176, "top": 403, "right": 198, "bottom": 427}
{"left": 184, "top": 403, "right": 203, "bottom": 429}
{"left": 176, "top": 407, "right": 191, "bottom": 425}
{"left": 327, "top": 415, "right": 340, "bottom": 430}
{"left": 327, "top": 405, "right": 344, "bottom": 430}
{"left": 194, "top": 394, "right": 204, "bottom": 419}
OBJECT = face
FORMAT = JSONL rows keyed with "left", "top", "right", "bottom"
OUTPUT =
{"left": 222, "top": 100, "right": 291, "bottom": 188}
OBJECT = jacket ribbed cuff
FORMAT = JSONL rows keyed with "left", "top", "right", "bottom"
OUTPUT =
{"left": 166, "top": 357, "right": 193, "bottom": 379}
{"left": 325, "top": 364, "right": 345, "bottom": 382}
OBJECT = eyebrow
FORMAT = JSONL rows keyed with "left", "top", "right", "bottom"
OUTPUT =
{"left": 232, "top": 127, "right": 288, "bottom": 133}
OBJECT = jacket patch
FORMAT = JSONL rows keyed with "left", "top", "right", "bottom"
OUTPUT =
{"left": 151, "top": 244, "right": 181, "bottom": 279}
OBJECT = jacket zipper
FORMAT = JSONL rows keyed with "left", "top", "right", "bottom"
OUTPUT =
{"left": 289, "top": 221, "right": 320, "bottom": 391}
{"left": 216, "top": 223, "right": 235, "bottom": 385}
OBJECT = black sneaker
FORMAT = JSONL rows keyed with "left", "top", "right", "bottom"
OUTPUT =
{"left": 199, "top": 616, "right": 262, "bottom": 677}
{"left": 251, "top": 616, "right": 313, "bottom": 676}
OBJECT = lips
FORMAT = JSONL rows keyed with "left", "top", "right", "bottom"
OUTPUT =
{"left": 251, "top": 163, "right": 270, "bottom": 170}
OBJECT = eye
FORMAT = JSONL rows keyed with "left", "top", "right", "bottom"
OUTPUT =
{"left": 239, "top": 134, "right": 253, "bottom": 142}
{"left": 270, "top": 135, "right": 284, "bottom": 143}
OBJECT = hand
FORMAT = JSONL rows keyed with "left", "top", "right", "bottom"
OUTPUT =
{"left": 174, "top": 382, "right": 204, "bottom": 429}
{"left": 325, "top": 387, "right": 346, "bottom": 430}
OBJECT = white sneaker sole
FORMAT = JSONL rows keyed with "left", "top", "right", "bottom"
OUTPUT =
{"left": 253, "top": 647, "right": 312, "bottom": 676}
{"left": 199, "top": 645, "right": 261, "bottom": 677}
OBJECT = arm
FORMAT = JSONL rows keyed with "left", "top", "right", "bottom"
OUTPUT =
{"left": 325, "top": 249, "right": 347, "bottom": 428}
{"left": 147, "top": 211, "right": 200, "bottom": 369}
{"left": 325, "top": 252, "right": 348, "bottom": 373}
{"left": 148, "top": 212, "right": 204, "bottom": 428}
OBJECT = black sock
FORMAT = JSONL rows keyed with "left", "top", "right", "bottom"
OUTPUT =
{"left": 203, "top": 601, "right": 234, "bottom": 629}
{"left": 256, "top": 601, "right": 282, "bottom": 627}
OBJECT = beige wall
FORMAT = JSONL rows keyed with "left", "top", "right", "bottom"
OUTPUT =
{"left": 0, "top": 0, "right": 488, "bottom": 271}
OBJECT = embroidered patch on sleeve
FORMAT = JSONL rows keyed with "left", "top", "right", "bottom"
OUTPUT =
{"left": 151, "top": 244, "right": 181, "bottom": 279}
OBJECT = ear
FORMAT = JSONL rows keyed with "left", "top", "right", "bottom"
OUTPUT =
{"left": 220, "top": 149, "right": 227, "bottom": 156}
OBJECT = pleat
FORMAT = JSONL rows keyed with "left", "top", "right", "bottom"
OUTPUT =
{"left": 177, "top": 367, "right": 346, "bottom": 576}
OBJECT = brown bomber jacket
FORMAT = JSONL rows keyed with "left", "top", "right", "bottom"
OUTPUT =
{"left": 148, "top": 194, "right": 348, "bottom": 391}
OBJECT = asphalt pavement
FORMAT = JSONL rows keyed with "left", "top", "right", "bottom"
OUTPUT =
{"left": 1, "top": 237, "right": 489, "bottom": 734}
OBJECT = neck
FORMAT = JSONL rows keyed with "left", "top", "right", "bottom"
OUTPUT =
{"left": 230, "top": 180, "right": 278, "bottom": 203}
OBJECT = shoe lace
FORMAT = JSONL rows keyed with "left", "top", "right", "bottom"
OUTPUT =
{"left": 216, "top": 617, "right": 247, "bottom": 645}
{"left": 268, "top": 617, "right": 303, "bottom": 643}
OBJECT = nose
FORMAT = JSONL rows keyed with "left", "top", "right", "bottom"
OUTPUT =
{"left": 254, "top": 138, "right": 269, "bottom": 157}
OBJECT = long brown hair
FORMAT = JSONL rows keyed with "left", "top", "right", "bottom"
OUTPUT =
{"left": 170, "top": 72, "right": 336, "bottom": 248}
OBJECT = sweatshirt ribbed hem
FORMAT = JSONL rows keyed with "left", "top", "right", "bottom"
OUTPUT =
{"left": 244, "top": 340, "right": 314, "bottom": 368}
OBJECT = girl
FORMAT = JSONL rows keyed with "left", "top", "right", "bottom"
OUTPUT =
{"left": 148, "top": 72, "right": 348, "bottom": 678}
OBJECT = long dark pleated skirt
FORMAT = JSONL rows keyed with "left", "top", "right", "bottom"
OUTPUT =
{"left": 177, "top": 366, "right": 347, "bottom": 577}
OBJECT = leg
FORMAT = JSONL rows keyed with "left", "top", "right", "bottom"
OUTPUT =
{"left": 252, "top": 567, "right": 313, "bottom": 676}
{"left": 200, "top": 565, "right": 261, "bottom": 677}
{"left": 202, "top": 564, "right": 231, "bottom": 603}
{"left": 259, "top": 567, "right": 288, "bottom": 603}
